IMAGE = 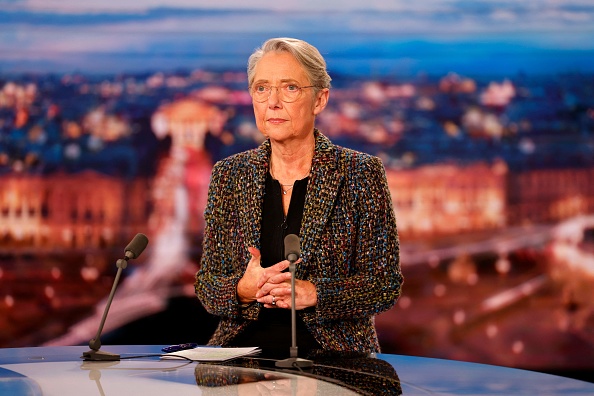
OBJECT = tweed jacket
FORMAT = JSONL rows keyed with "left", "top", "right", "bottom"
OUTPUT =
{"left": 195, "top": 130, "right": 402, "bottom": 353}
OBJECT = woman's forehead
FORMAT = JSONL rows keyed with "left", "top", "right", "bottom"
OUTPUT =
{"left": 253, "top": 52, "right": 307, "bottom": 82}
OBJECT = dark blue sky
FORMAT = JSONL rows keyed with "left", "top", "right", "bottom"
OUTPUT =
{"left": 1, "top": 1, "right": 593, "bottom": 76}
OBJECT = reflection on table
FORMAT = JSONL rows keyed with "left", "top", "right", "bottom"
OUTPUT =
{"left": 0, "top": 345, "right": 593, "bottom": 395}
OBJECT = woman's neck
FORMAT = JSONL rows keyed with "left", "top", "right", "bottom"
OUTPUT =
{"left": 269, "top": 140, "right": 315, "bottom": 184}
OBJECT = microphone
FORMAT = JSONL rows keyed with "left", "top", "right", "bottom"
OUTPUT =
{"left": 124, "top": 233, "right": 149, "bottom": 259}
{"left": 284, "top": 234, "right": 300, "bottom": 263}
{"left": 275, "top": 234, "right": 313, "bottom": 369}
{"left": 81, "top": 233, "right": 149, "bottom": 361}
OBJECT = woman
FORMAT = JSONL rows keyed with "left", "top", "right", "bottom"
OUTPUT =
{"left": 195, "top": 37, "right": 402, "bottom": 356}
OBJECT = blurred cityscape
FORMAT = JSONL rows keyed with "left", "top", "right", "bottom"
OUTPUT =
{"left": 1, "top": 67, "right": 594, "bottom": 379}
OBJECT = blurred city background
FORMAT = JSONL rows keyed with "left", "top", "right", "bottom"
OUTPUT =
{"left": 1, "top": 0, "right": 593, "bottom": 383}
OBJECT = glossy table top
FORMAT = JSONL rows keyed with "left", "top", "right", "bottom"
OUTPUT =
{"left": 0, "top": 345, "right": 592, "bottom": 395}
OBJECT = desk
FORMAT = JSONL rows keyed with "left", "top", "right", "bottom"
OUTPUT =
{"left": 1, "top": 345, "right": 592, "bottom": 395}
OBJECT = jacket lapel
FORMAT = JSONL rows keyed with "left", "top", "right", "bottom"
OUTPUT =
{"left": 238, "top": 141, "right": 270, "bottom": 249}
{"left": 299, "top": 132, "right": 343, "bottom": 276}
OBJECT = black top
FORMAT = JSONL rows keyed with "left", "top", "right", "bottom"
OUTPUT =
{"left": 230, "top": 172, "right": 321, "bottom": 358}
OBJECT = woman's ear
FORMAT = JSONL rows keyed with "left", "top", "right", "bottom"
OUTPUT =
{"left": 313, "top": 88, "right": 330, "bottom": 115}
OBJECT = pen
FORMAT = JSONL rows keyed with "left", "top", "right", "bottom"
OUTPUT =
{"left": 161, "top": 343, "right": 198, "bottom": 353}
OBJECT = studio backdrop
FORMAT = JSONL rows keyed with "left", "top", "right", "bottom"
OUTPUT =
{"left": 1, "top": 0, "right": 593, "bottom": 379}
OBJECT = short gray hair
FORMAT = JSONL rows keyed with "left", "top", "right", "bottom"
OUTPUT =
{"left": 247, "top": 37, "right": 332, "bottom": 93}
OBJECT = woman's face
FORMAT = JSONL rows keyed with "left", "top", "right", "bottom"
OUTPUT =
{"left": 251, "top": 51, "right": 328, "bottom": 144}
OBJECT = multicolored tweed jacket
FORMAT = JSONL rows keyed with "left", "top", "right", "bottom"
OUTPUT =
{"left": 195, "top": 129, "right": 403, "bottom": 353}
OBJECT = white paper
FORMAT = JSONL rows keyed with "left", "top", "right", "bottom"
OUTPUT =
{"left": 162, "top": 347, "right": 260, "bottom": 362}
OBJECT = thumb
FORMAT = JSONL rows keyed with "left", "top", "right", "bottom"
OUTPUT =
{"left": 246, "top": 246, "right": 261, "bottom": 268}
{"left": 248, "top": 246, "right": 261, "bottom": 259}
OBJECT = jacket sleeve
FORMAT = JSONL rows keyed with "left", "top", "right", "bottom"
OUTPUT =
{"left": 308, "top": 155, "right": 403, "bottom": 322}
{"left": 194, "top": 159, "right": 260, "bottom": 321}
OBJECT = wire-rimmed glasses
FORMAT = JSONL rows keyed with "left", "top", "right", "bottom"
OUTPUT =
{"left": 250, "top": 82, "right": 318, "bottom": 103}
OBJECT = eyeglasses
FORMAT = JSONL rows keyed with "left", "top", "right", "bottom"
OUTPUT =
{"left": 250, "top": 82, "right": 318, "bottom": 103}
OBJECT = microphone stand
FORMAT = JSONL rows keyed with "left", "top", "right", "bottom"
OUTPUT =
{"left": 81, "top": 257, "right": 128, "bottom": 361}
{"left": 275, "top": 260, "right": 313, "bottom": 369}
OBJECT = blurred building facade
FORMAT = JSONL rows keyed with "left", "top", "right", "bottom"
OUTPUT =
{"left": 0, "top": 172, "right": 148, "bottom": 251}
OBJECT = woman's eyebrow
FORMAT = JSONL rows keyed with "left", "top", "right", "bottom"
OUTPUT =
{"left": 252, "top": 78, "right": 300, "bottom": 84}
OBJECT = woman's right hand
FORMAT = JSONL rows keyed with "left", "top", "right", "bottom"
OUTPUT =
{"left": 236, "top": 247, "right": 290, "bottom": 305}
{"left": 236, "top": 247, "right": 263, "bottom": 304}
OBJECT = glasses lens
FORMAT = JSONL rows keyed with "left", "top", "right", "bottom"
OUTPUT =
{"left": 250, "top": 85, "right": 265, "bottom": 102}
{"left": 281, "top": 84, "right": 300, "bottom": 103}
{"left": 251, "top": 84, "right": 301, "bottom": 103}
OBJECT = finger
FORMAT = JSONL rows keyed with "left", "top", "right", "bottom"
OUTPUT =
{"left": 272, "top": 297, "right": 289, "bottom": 309}
{"left": 257, "top": 270, "right": 291, "bottom": 290}
{"left": 256, "top": 260, "right": 290, "bottom": 289}
{"left": 268, "top": 272, "right": 292, "bottom": 286}
{"left": 270, "top": 260, "right": 290, "bottom": 272}
{"left": 272, "top": 284, "right": 292, "bottom": 296}
{"left": 257, "top": 294, "right": 277, "bottom": 307}
{"left": 256, "top": 277, "right": 291, "bottom": 298}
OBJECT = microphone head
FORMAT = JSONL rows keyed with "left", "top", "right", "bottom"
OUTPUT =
{"left": 284, "top": 234, "right": 300, "bottom": 263}
{"left": 124, "top": 233, "right": 149, "bottom": 259}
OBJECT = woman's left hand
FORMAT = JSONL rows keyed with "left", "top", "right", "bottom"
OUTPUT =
{"left": 256, "top": 271, "right": 317, "bottom": 310}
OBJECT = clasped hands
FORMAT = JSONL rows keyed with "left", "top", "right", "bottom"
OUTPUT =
{"left": 236, "top": 247, "right": 317, "bottom": 310}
